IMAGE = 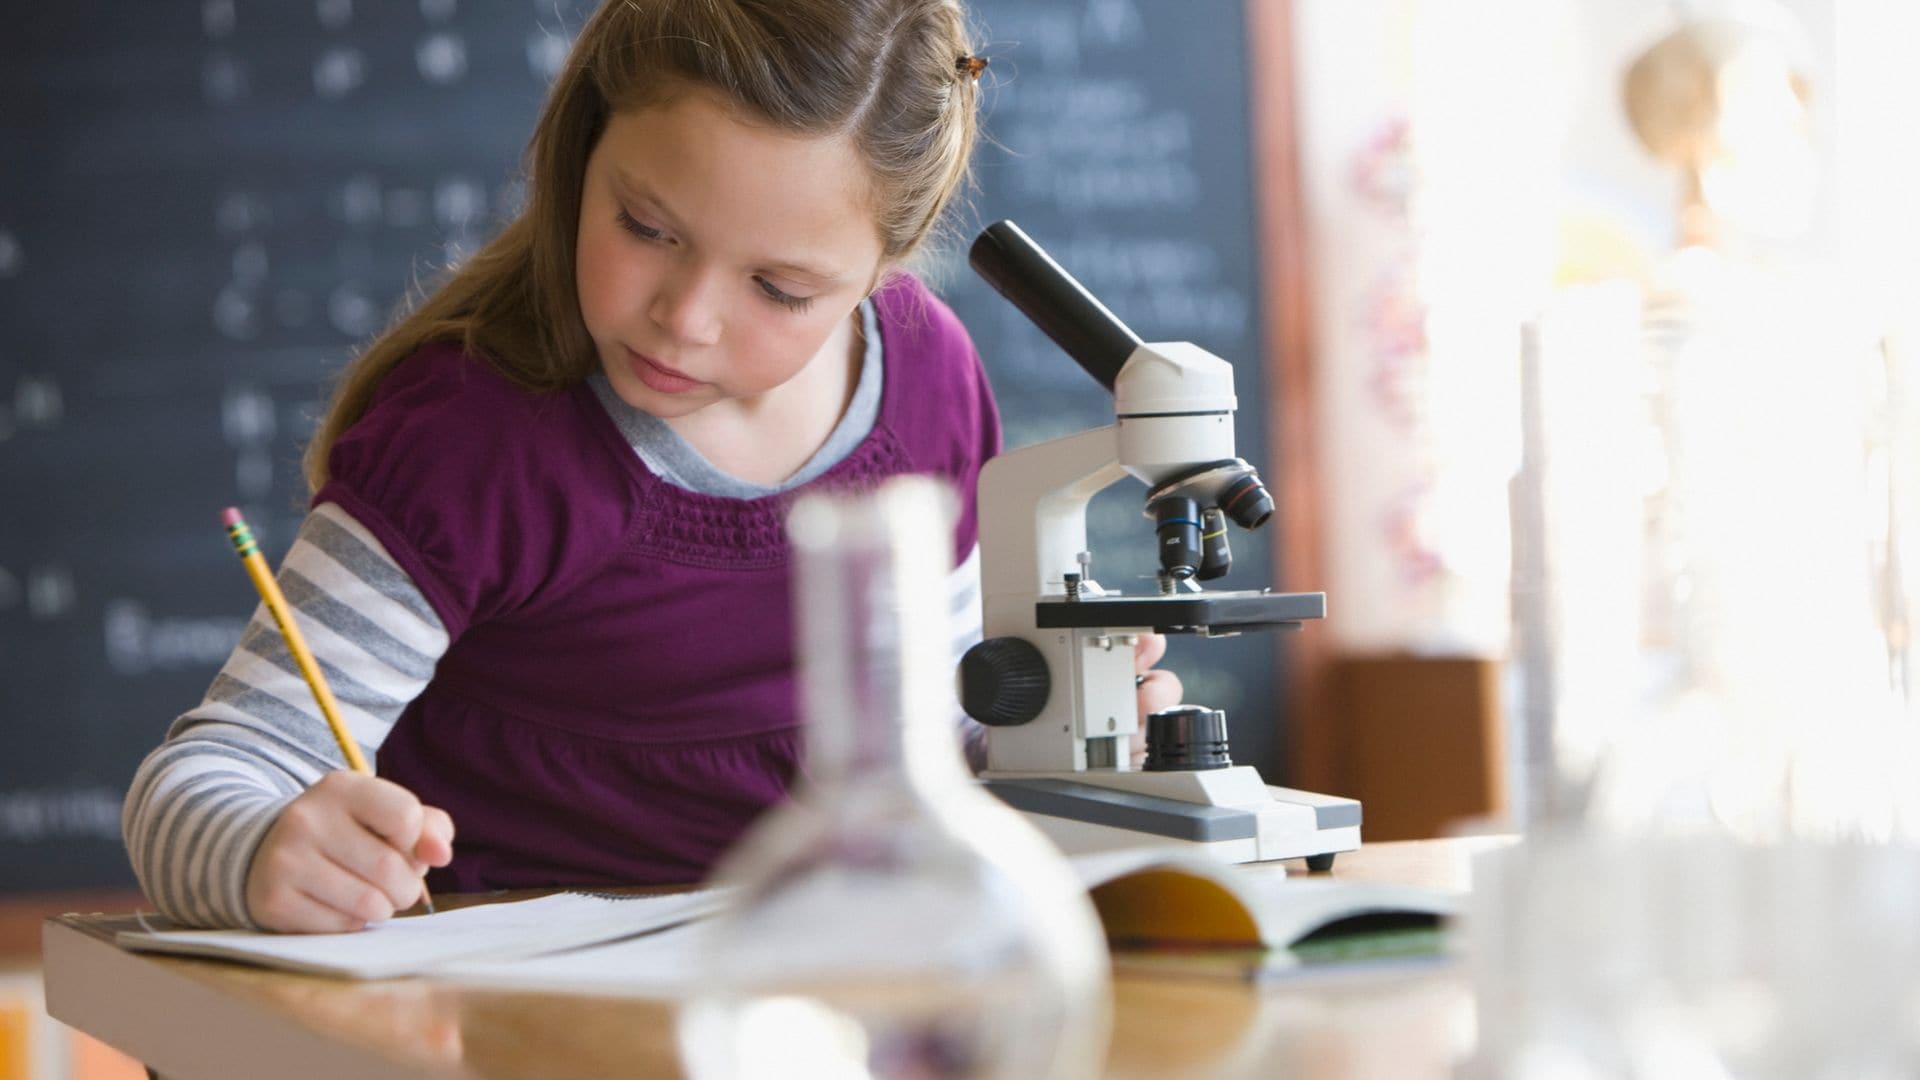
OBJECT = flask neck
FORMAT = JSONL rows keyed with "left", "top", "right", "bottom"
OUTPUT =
{"left": 792, "top": 495, "right": 973, "bottom": 794}
{"left": 802, "top": 679, "right": 974, "bottom": 795}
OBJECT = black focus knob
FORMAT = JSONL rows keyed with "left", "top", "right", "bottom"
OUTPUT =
{"left": 1143, "top": 705, "right": 1232, "bottom": 771}
{"left": 959, "top": 637, "right": 1051, "bottom": 727}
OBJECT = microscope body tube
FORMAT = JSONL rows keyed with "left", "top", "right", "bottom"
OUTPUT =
{"left": 969, "top": 220, "right": 1142, "bottom": 392}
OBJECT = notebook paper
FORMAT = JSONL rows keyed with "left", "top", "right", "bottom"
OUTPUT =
{"left": 438, "top": 919, "right": 711, "bottom": 997}
{"left": 115, "top": 890, "right": 728, "bottom": 979}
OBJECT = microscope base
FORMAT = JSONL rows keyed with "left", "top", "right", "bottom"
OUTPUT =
{"left": 981, "top": 771, "right": 1361, "bottom": 867}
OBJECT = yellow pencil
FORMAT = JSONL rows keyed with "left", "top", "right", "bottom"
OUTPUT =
{"left": 221, "top": 507, "right": 436, "bottom": 916}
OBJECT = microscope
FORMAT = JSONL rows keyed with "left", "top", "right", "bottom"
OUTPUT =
{"left": 960, "top": 221, "right": 1360, "bottom": 869}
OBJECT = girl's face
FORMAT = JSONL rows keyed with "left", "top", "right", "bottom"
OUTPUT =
{"left": 575, "top": 91, "right": 886, "bottom": 420}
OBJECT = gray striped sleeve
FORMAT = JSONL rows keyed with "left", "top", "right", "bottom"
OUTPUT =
{"left": 948, "top": 544, "right": 989, "bottom": 773}
{"left": 122, "top": 502, "right": 449, "bottom": 928}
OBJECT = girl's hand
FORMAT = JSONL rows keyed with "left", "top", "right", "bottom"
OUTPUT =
{"left": 244, "top": 770, "right": 454, "bottom": 933}
{"left": 1131, "top": 632, "right": 1183, "bottom": 769}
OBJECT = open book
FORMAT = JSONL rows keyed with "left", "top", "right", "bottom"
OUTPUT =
{"left": 114, "top": 847, "right": 1452, "bottom": 987}
{"left": 1071, "top": 848, "right": 1453, "bottom": 981}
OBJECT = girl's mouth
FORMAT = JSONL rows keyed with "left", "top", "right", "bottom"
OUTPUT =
{"left": 627, "top": 349, "right": 703, "bottom": 395}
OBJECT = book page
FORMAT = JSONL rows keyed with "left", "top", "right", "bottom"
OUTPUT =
{"left": 116, "top": 890, "right": 727, "bottom": 979}
{"left": 1110, "top": 920, "right": 1451, "bottom": 983}
{"left": 1071, "top": 848, "right": 1454, "bottom": 948}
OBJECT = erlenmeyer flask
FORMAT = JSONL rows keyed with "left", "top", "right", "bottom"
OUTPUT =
{"left": 677, "top": 476, "right": 1111, "bottom": 1079}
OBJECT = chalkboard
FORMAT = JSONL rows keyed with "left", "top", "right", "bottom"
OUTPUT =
{"left": 0, "top": 0, "right": 1281, "bottom": 894}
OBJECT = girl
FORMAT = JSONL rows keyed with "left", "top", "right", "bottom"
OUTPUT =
{"left": 124, "top": 0, "right": 1181, "bottom": 933}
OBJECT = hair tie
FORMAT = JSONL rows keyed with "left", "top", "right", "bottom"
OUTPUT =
{"left": 955, "top": 55, "right": 987, "bottom": 81}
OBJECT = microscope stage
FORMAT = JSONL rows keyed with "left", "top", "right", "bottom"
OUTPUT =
{"left": 1033, "top": 590, "right": 1326, "bottom": 633}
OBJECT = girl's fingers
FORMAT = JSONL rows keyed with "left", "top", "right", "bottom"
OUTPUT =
{"left": 1132, "top": 669, "right": 1181, "bottom": 771}
{"left": 316, "top": 820, "right": 427, "bottom": 912}
{"left": 1132, "top": 632, "right": 1168, "bottom": 672}
{"left": 246, "top": 774, "right": 440, "bottom": 932}
{"left": 258, "top": 885, "right": 372, "bottom": 934}
{"left": 308, "top": 846, "right": 416, "bottom": 924}
{"left": 284, "top": 883, "right": 378, "bottom": 933}
{"left": 413, "top": 806, "right": 456, "bottom": 867}
{"left": 339, "top": 775, "right": 428, "bottom": 852}
{"left": 1136, "top": 668, "right": 1182, "bottom": 717}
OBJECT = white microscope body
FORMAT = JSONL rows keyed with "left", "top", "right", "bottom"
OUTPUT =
{"left": 962, "top": 221, "right": 1360, "bottom": 869}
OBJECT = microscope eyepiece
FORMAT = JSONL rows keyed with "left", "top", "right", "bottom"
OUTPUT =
{"left": 1218, "top": 472, "right": 1274, "bottom": 530}
{"left": 1150, "top": 495, "right": 1203, "bottom": 580}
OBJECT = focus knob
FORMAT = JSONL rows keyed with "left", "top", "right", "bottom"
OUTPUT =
{"left": 959, "top": 637, "right": 1051, "bottom": 727}
{"left": 1143, "top": 705, "right": 1232, "bottom": 771}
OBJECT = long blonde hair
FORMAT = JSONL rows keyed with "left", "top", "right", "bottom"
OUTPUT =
{"left": 304, "top": 0, "right": 981, "bottom": 491}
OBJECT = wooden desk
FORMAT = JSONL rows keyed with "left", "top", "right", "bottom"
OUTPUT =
{"left": 42, "top": 838, "right": 1505, "bottom": 1079}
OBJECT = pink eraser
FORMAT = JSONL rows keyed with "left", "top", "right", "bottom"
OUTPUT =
{"left": 221, "top": 507, "right": 243, "bottom": 526}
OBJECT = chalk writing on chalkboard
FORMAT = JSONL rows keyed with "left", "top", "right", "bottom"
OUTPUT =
{"left": 0, "top": 789, "right": 121, "bottom": 846}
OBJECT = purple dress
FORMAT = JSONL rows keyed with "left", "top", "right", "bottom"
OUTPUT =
{"left": 316, "top": 274, "right": 1000, "bottom": 890}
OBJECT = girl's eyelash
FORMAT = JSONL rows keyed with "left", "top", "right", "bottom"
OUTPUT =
{"left": 616, "top": 209, "right": 662, "bottom": 240}
{"left": 756, "top": 277, "right": 813, "bottom": 313}
{"left": 619, "top": 209, "right": 811, "bottom": 313}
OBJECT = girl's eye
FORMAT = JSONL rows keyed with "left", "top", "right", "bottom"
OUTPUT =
{"left": 756, "top": 276, "right": 814, "bottom": 314}
{"left": 616, "top": 210, "right": 663, "bottom": 241}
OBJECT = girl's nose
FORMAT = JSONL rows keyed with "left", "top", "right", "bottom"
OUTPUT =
{"left": 649, "top": 265, "right": 723, "bottom": 347}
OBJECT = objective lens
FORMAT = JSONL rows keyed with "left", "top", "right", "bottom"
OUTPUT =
{"left": 1151, "top": 496, "right": 1202, "bottom": 579}
{"left": 1218, "top": 472, "right": 1274, "bottom": 530}
{"left": 1197, "top": 508, "right": 1231, "bottom": 581}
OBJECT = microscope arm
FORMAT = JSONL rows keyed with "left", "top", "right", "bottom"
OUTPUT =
{"left": 977, "top": 425, "right": 1128, "bottom": 603}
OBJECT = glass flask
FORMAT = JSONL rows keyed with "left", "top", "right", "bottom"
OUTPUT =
{"left": 676, "top": 476, "right": 1112, "bottom": 1080}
